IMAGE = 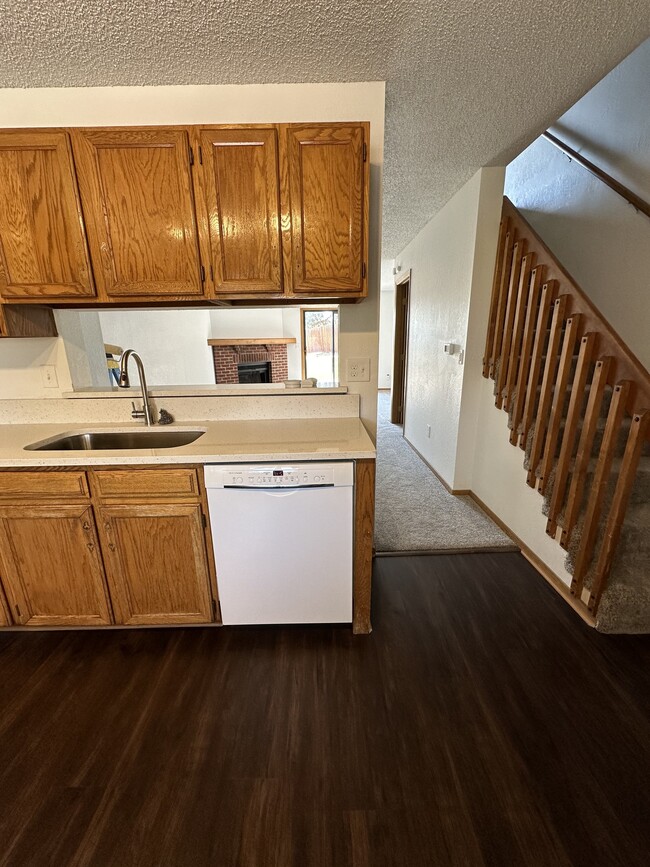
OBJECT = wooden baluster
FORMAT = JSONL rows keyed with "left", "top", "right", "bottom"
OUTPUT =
{"left": 536, "top": 313, "right": 582, "bottom": 494}
{"left": 570, "top": 380, "right": 632, "bottom": 598}
{"left": 503, "top": 252, "right": 535, "bottom": 413}
{"left": 495, "top": 240, "right": 527, "bottom": 409}
{"left": 560, "top": 357, "right": 612, "bottom": 548}
{"left": 546, "top": 332, "right": 597, "bottom": 535}
{"left": 489, "top": 227, "right": 516, "bottom": 380}
{"left": 509, "top": 265, "right": 544, "bottom": 445}
{"left": 526, "top": 294, "right": 568, "bottom": 486}
{"left": 587, "top": 409, "right": 650, "bottom": 614}
{"left": 519, "top": 280, "right": 557, "bottom": 449}
{"left": 483, "top": 215, "right": 510, "bottom": 378}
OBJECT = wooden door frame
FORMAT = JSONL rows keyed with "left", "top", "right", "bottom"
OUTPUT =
{"left": 391, "top": 271, "right": 411, "bottom": 425}
{"left": 300, "top": 306, "right": 339, "bottom": 380}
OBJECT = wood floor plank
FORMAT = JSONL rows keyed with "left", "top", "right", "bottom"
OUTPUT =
{"left": 1, "top": 552, "right": 649, "bottom": 866}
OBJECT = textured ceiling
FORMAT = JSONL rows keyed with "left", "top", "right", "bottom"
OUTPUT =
{"left": 1, "top": 2, "right": 649, "bottom": 256}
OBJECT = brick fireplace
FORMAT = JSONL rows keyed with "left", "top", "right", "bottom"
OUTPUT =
{"left": 208, "top": 338, "right": 295, "bottom": 385}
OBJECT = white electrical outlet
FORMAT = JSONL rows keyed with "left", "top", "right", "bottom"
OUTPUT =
{"left": 426, "top": 424, "right": 431, "bottom": 438}
{"left": 347, "top": 358, "right": 370, "bottom": 381}
{"left": 41, "top": 365, "right": 58, "bottom": 388}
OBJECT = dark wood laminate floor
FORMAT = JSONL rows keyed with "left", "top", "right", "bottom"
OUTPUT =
{"left": 1, "top": 552, "right": 649, "bottom": 867}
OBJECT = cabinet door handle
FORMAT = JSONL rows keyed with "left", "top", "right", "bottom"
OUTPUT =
{"left": 86, "top": 542, "right": 95, "bottom": 552}
{"left": 82, "top": 521, "right": 91, "bottom": 530}
{"left": 104, "top": 522, "right": 111, "bottom": 531}
{"left": 108, "top": 542, "right": 116, "bottom": 552}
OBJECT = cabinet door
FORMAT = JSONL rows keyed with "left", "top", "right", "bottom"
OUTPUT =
{"left": 98, "top": 504, "right": 214, "bottom": 625}
{"left": 72, "top": 128, "right": 204, "bottom": 299}
{"left": 0, "top": 130, "right": 95, "bottom": 299}
{"left": 285, "top": 124, "right": 368, "bottom": 297}
{"left": 198, "top": 127, "right": 282, "bottom": 295}
{"left": 0, "top": 505, "right": 112, "bottom": 627}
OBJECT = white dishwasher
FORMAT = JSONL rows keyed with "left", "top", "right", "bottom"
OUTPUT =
{"left": 204, "top": 462, "right": 354, "bottom": 625}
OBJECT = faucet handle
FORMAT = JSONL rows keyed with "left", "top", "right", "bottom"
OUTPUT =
{"left": 131, "top": 401, "right": 145, "bottom": 420}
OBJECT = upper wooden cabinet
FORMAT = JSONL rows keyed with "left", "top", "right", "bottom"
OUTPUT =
{"left": 0, "top": 122, "right": 370, "bottom": 305}
{"left": 0, "top": 130, "right": 95, "bottom": 299}
{"left": 284, "top": 124, "right": 368, "bottom": 297}
{"left": 197, "top": 127, "right": 283, "bottom": 296}
{"left": 72, "top": 128, "right": 204, "bottom": 299}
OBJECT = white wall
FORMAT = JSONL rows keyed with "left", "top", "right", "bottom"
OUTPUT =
{"left": 0, "top": 82, "right": 384, "bottom": 435}
{"left": 505, "top": 38, "right": 650, "bottom": 368}
{"left": 98, "top": 309, "right": 213, "bottom": 386}
{"left": 378, "top": 289, "right": 395, "bottom": 388}
{"left": 209, "top": 308, "right": 285, "bottom": 339}
{"left": 396, "top": 168, "right": 505, "bottom": 488}
{"left": 281, "top": 308, "right": 303, "bottom": 380}
{"left": 0, "top": 337, "right": 73, "bottom": 399}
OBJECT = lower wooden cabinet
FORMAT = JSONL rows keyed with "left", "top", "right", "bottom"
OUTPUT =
{"left": 0, "top": 504, "right": 113, "bottom": 627}
{"left": 97, "top": 503, "right": 214, "bottom": 625}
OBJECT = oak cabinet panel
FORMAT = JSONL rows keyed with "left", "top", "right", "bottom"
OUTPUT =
{"left": 285, "top": 124, "right": 368, "bottom": 297}
{"left": 0, "top": 505, "right": 112, "bottom": 627}
{"left": 0, "top": 470, "right": 89, "bottom": 500}
{"left": 97, "top": 503, "right": 214, "bottom": 625}
{"left": 92, "top": 468, "right": 199, "bottom": 499}
{"left": 72, "top": 128, "right": 204, "bottom": 299}
{"left": 198, "top": 127, "right": 283, "bottom": 295}
{"left": 0, "top": 130, "right": 95, "bottom": 299}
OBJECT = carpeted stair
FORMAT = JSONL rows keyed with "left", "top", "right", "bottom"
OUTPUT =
{"left": 483, "top": 198, "right": 650, "bottom": 632}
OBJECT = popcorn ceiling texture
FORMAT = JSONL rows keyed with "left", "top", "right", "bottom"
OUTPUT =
{"left": 1, "top": 1, "right": 649, "bottom": 256}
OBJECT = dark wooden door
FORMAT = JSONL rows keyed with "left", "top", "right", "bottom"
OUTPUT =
{"left": 391, "top": 277, "right": 410, "bottom": 425}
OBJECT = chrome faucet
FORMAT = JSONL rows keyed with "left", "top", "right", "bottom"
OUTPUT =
{"left": 118, "top": 350, "right": 154, "bottom": 426}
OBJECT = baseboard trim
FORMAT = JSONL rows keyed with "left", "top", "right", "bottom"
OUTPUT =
{"left": 467, "top": 491, "right": 596, "bottom": 628}
{"left": 403, "top": 436, "right": 470, "bottom": 495}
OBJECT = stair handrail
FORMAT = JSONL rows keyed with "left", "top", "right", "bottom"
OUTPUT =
{"left": 500, "top": 197, "right": 650, "bottom": 416}
{"left": 542, "top": 131, "right": 650, "bottom": 220}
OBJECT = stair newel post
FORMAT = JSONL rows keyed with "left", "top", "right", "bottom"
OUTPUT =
{"left": 537, "top": 313, "right": 583, "bottom": 495}
{"left": 495, "top": 239, "right": 528, "bottom": 410}
{"left": 546, "top": 332, "right": 598, "bottom": 536}
{"left": 587, "top": 409, "right": 650, "bottom": 615}
{"left": 526, "top": 294, "right": 568, "bottom": 487}
{"left": 570, "top": 380, "right": 632, "bottom": 599}
{"left": 520, "top": 279, "right": 558, "bottom": 449}
{"left": 561, "top": 357, "right": 613, "bottom": 548}
{"left": 483, "top": 216, "right": 510, "bottom": 378}
{"left": 509, "top": 265, "right": 544, "bottom": 445}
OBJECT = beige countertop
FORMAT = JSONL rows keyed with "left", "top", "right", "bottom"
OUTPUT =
{"left": 0, "top": 417, "right": 376, "bottom": 467}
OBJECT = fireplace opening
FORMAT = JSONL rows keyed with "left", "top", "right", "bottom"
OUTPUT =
{"left": 237, "top": 361, "right": 272, "bottom": 384}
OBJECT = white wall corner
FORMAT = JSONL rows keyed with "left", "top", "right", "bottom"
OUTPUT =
{"left": 453, "top": 166, "right": 506, "bottom": 490}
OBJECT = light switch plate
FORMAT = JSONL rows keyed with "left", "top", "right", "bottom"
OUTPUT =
{"left": 347, "top": 358, "right": 370, "bottom": 381}
{"left": 41, "top": 365, "right": 58, "bottom": 388}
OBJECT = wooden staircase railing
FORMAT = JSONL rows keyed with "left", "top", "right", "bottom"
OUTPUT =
{"left": 483, "top": 197, "right": 650, "bottom": 622}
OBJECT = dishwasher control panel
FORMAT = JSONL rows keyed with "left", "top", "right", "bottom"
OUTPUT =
{"left": 205, "top": 462, "right": 354, "bottom": 489}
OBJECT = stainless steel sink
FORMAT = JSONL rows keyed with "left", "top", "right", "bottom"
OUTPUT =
{"left": 25, "top": 429, "right": 206, "bottom": 451}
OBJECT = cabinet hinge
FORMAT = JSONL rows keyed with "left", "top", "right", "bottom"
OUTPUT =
{"left": 363, "top": 142, "right": 367, "bottom": 162}
{"left": 189, "top": 147, "right": 195, "bottom": 167}
{"left": 202, "top": 512, "right": 207, "bottom": 528}
{"left": 15, "top": 604, "right": 21, "bottom": 618}
{"left": 362, "top": 262, "right": 366, "bottom": 279}
{"left": 209, "top": 263, "right": 214, "bottom": 281}
{"left": 200, "top": 265, "right": 206, "bottom": 283}
{"left": 212, "top": 599, "right": 221, "bottom": 621}
{"left": 198, "top": 146, "right": 203, "bottom": 165}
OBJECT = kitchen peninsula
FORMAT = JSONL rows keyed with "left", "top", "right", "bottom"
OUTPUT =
{"left": 0, "top": 391, "right": 375, "bottom": 634}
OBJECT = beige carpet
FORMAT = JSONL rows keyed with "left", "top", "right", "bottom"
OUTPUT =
{"left": 374, "top": 392, "right": 517, "bottom": 554}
